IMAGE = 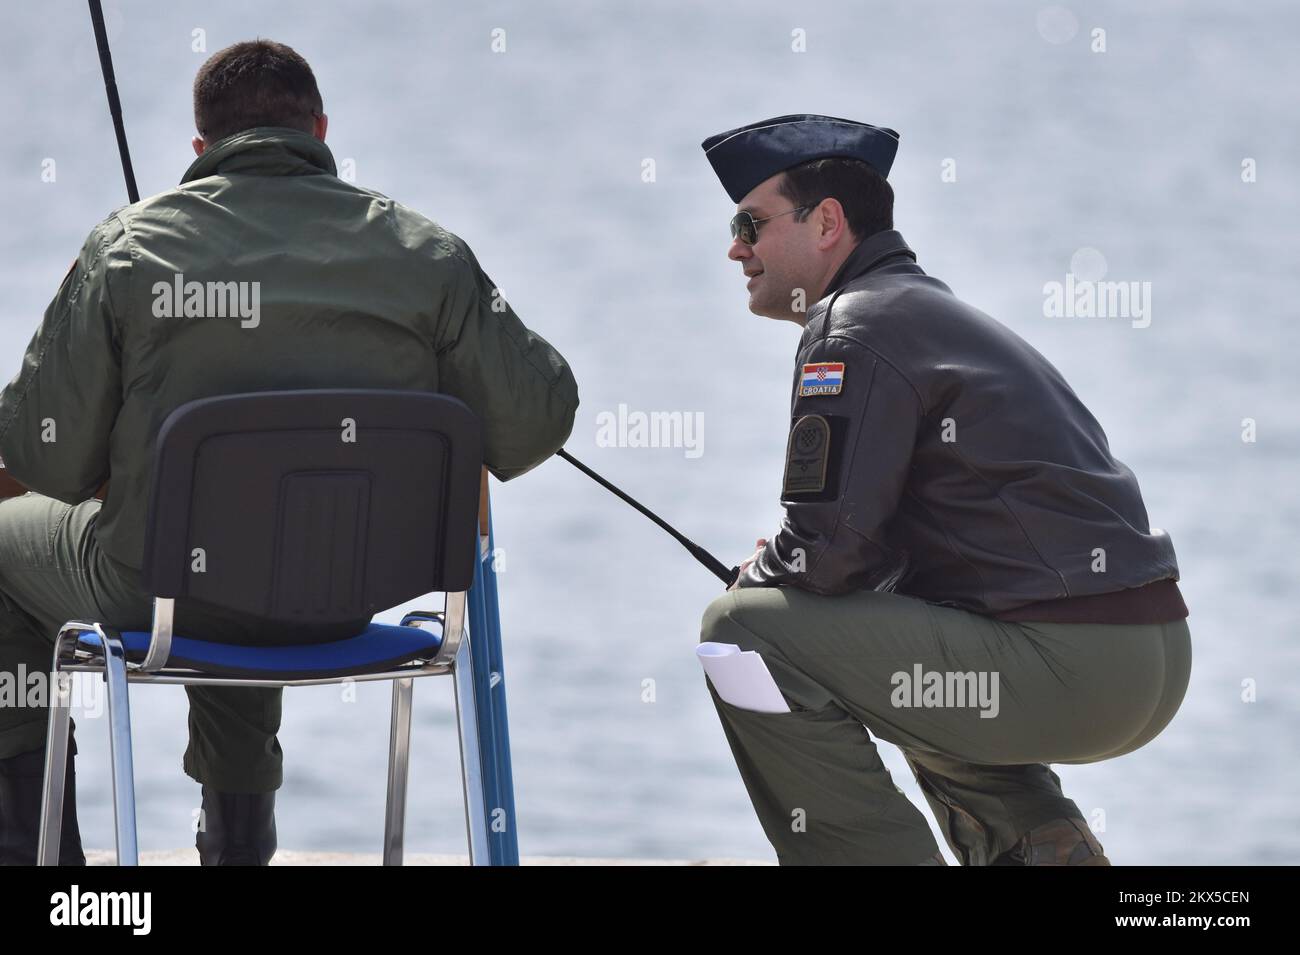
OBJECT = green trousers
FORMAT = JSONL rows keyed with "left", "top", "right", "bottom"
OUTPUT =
{"left": 0, "top": 493, "right": 302, "bottom": 792}
{"left": 700, "top": 586, "right": 1192, "bottom": 865}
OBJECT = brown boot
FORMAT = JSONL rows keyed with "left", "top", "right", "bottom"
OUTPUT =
{"left": 992, "top": 817, "right": 1110, "bottom": 866}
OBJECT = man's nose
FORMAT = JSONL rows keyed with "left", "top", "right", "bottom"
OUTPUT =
{"left": 728, "top": 236, "right": 752, "bottom": 262}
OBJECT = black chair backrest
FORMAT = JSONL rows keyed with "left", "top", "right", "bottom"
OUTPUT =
{"left": 140, "top": 390, "right": 482, "bottom": 624}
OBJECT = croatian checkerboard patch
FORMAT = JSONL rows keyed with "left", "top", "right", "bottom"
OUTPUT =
{"left": 799, "top": 361, "right": 845, "bottom": 397}
{"left": 783, "top": 414, "right": 831, "bottom": 495}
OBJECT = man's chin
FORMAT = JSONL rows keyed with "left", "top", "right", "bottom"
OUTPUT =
{"left": 748, "top": 297, "right": 793, "bottom": 322}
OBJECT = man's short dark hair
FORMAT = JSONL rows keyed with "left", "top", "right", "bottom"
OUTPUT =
{"left": 193, "top": 40, "right": 323, "bottom": 144}
{"left": 777, "top": 158, "right": 894, "bottom": 241}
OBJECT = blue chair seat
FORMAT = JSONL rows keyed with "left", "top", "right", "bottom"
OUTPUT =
{"left": 74, "top": 620, "right": 444, "bottom": 680}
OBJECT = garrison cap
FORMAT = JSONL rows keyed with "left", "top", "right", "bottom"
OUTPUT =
{"left": 701, "top": 114, "right": 900, "bottom": 203}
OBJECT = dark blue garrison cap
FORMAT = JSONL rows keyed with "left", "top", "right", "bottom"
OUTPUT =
{"left": 701, "top": 114, "right": 900, "bottom": 203}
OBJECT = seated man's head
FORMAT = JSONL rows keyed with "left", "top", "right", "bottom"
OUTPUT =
{"left": 192, "top": 39, "right": 326, "bottom": 155}
{"left": 727, "top": 158, "right": 894, "bottom": 324}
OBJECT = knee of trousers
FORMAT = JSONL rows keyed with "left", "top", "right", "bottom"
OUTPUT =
{"left": 700, "top": 590, "right": 788, "bottom": 654}
{"left": 700, "top": 590, "right": 835, "bottom": 711}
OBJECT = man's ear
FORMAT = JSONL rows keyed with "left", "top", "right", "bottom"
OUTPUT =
{"left": 815, "top": 198, "right": 848, "bottom": 251}
{"left": 314, "top": 112, "right": 328, "bottom": 142}
{"left": 192, "top": 135, "right": 205, "bottom": 156}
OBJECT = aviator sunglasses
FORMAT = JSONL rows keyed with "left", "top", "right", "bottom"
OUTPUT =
{"left": 730, "top": 206, "right": 809, "bottom": 245}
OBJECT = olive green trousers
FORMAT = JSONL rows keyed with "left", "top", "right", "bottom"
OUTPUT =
{"left": 700, "top": 586, "right": 1192, "bottom": 865}
{"left": 0, "top": 494, "right": 301, "bottom": 792}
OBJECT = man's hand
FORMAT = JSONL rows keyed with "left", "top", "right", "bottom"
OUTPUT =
{"left": 728, "top": 537, "right": 768, "bottom": 591}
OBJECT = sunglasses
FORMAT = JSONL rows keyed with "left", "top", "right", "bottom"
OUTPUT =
{"left": 730, "top": 206, "right": 809, "bottom": 245}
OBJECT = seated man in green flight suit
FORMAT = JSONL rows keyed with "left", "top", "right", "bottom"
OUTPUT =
{"left": 698, "top": 114, "right": 1190, "bottom": 866}
{"left": 0, "top": 39, "right": 578, "bottom": 865}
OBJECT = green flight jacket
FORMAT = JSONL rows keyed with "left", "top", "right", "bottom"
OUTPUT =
{"left": 0, "top": 127, "right": 579, "bottom": 571}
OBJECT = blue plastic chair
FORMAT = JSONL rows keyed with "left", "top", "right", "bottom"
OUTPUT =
{"left": 36, "top": 389, "right": 520, "bottom": 866}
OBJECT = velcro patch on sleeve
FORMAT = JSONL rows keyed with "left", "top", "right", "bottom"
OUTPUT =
{"left": 783, "top": 414, "right": 831, "bottom": 495}
{"left": 799, "top": 361, "right": 845, "bottom": 396}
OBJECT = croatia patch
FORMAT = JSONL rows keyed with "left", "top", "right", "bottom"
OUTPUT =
{"left": 799, "top": 361, "right": 845, "bottom": 397}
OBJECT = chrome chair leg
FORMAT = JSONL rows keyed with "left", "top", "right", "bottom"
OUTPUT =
{"left": 37, "top": 629, "right": 78, "bottom": 866}
{"left": 101, "top": 632, "right": 139, "bottom": 865}
{"left": 383, "top": 676, "right": 414, "bottom": 866}
{"left": 451, "top": 633, "right": 489, "bottom": 864}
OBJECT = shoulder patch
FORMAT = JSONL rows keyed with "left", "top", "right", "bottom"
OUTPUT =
{"left": 799, "top": 361, "right": 845, "bottom": 396}
{"left": 783, "top": 414, "right": 831, "bottom": 495}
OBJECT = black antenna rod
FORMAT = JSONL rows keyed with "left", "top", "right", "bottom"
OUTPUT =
{"left": 557, "top": 449, "right": 738, "bottom": 587}
{"left": 88, "top": 0, "right": 140, "bottom": 203}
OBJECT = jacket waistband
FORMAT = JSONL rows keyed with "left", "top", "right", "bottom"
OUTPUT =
{"left": 991, "top": 578, "right": 1188, "bottom": 625}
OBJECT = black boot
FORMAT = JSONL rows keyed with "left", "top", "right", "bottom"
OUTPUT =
{"left": 196, "top": 786, "right": 277, "bottom": 865}
{"left": 0, "top": 728, "right": 87, "bottom": 866}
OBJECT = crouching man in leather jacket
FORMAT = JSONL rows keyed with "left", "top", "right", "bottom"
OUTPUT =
{"left": 698, "top": 115, "right": 1190, "bottom": 866}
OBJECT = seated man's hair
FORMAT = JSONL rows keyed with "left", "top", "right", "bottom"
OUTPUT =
{"left": 193, "top": 39, "right": 323, "bottom": 144}
{"left": 778, "top": 158, "right": 894, "bottom": 241}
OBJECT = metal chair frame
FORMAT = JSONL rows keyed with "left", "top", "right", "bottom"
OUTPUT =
{"left": 36, "top": 392, "right": 520, "bottom": 867}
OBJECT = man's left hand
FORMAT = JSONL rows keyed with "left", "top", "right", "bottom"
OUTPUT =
{"left": 728, "top": 537, "right": 768, "bottom": 591}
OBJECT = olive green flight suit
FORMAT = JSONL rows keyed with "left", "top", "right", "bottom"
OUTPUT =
{"left": 700, "top": 586, "right": 1191, "bottom": 865}
{"left": 0, "top": 127, "right": 579, "bottom": 791}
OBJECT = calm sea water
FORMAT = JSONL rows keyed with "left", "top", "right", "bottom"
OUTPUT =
{"left": 1, "top": 1, "right": 1296, "bottom": 863}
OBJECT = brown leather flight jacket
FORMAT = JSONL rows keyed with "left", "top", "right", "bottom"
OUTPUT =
{"left": 736, "top": 229, "right": 1183, "bottom": 618}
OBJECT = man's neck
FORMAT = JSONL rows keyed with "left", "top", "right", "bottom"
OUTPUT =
{"left": 813, "top": 239, "right": 859, "bottom": 304}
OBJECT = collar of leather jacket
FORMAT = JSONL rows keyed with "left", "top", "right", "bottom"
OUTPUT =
{"left": 820, "top": 228, "right": 919, "bottom": 299}
{"left": 180, "top": 126, "right": 339, "bottom": 184}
